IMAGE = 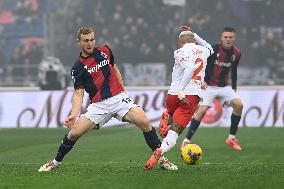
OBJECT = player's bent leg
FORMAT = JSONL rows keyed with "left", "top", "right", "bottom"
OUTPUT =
{"left": 226, "top": 98, "right": 243, "bottom": 151}
{"left": 160, "top": 123, "right": 183, "bottom": 153}
{"left": 38, "top": 117, "right": 94, "bottom": 172}
{"left": 194, "top": 105, "right": 210, "bottom": 121}
{"left": 181, "top": 105, "right": 209, "bottom": 150}
{"left": 123, "top": 107, "right": 152, "bottom": 132}
{"left": 123, "top": 106, "right": 161, "bottom": 151}
{"left": 145, "top": 122, "right": 183, "bottom": 170}
{"left": 230, "top": 98, "right": 243, "bottom": 116}
{"left": 68, "top": 116, "right": 94, "bottom": 141}
{"left": 123, "top": 107, "right": 177, "bottom": 170}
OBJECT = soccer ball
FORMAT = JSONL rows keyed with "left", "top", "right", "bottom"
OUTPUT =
{"left": 181, "top": 144, "right": 203, "bottom": 165}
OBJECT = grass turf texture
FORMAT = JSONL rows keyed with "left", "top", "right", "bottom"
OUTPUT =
{"left": 0, "top": 126, "right": 284, "bottom": 189}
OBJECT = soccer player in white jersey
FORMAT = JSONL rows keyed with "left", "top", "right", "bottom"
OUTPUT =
{"left": 144, "top": 26, "right": 213, "bottom": 170}
{"left": 181, "top": 27, "right": 243, "bottom": 151}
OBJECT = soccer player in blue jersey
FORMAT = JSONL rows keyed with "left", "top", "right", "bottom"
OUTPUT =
{"left": 181, "top": 26, "right": 243, "bottom": 151}
{"left": 38, "top": 26, "right": 177, "bottom": 172}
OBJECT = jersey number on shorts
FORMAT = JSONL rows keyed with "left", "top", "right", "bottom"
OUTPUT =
{"left": 191, "top": 58, "right": 204, "bottom": 81}
{"left": 122, "top": 97, "right": 132, "bottom": 103}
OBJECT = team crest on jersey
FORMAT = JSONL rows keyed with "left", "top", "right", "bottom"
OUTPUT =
{"left": 231, "top": 55, "right": 236, "bottom": 62}
{"left": 101, "top": 52, "right": 108, "bottom": 59}
{"left": 217, "top": 53, "right": 220, "bottom": 58}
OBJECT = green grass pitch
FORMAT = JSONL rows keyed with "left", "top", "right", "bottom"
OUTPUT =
{"left": 0, "top": 126, "right": 284, "bottom": 189}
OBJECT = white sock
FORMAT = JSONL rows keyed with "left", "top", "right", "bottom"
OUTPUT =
{"left": 52, "top": 159, "right": 61, "bottom": 166}
{"left": 160, "top": 130, "right": 178, "bottom": 153}
{"left": 183, "top": 138, "right": 191, "bottom": 144}
{"left": 159, "top": 156, "right": 166, "bottom": 162}
{"left": 228, "top": 134, "right": 236, "bottom": 139}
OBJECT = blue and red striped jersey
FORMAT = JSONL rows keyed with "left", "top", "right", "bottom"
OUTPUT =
{"left": 71, "top": 45, "right": 124, "bottom": 103}
{"left": 205, "top": 44, "right": 241, "bottom": 89}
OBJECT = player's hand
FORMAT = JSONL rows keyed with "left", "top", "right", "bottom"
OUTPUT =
{"left": 178, "top": 90, "right": 189, "bottom": 105}
{"left": 178, "top": 90, "right": 185, "bottom": 100}
{"left": 201, "top": 81, "right": 208, "bottom": 90}
{"left": 180, "top": 25, "right": 191, "bottom": 32}
{"left": 64, "top": 114, "right": 77, "bottom": 128}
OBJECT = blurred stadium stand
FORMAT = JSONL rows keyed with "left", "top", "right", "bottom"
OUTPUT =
{"left": 0, "top": 0, "right": 283, "bottom": 87}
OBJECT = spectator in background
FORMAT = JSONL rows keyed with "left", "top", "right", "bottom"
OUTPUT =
{"left": 13, "top": 0, "right": 39, "bottom": 24}
{"left": 8, "top": 47, "right": 22, "bottom": 65}
{"left": 0, "top": 40, "right": 7, "bottom": 65}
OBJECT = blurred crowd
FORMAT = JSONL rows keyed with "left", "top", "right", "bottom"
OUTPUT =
{"left": 0, "top": 0, "right": 44, "bottom": 51}
{"left": 0, "top": 0, "right": 283, "bottom": 86}
{"left": 0, "top": 0, "right": 47, "bottom": 85}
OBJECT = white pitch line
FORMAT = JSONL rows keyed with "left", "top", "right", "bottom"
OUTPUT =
{"left": 2, "top": 162, "right": 284, "bottom": 165}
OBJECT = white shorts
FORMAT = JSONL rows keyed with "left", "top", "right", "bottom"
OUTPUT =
{"left": 81, "top": 92, "right": 137, "bottom": 127}
{"left": 200, "top": 86, "right": 240, "bottom": 107}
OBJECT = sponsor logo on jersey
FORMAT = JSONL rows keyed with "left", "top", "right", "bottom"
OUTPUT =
{"left": 214, "top": 60, "right": 232, "bottom": 67}
{"left": 84, "top": 59, "right": 110, "bottom": 74}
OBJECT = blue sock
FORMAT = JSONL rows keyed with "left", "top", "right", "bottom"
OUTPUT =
{"left": 55, "top": 134, "right": 76, "bottom": 162}
{"left": 186, "top": 118, "right": 201, "bottom": 140}
{"left": 230, "top": 114, "right": 241, "bottom": 135}
{"left": 143, "top": 127, "right": 161, "bottom": 151}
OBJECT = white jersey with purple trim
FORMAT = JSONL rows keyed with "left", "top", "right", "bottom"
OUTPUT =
{"left": 168, "top": 33, "right": 213, "bottom": 97}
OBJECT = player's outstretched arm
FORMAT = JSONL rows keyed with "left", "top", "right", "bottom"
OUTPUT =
{"left": 113, "top": 64, "right": 125, "bottom": 91}
{"left": 180, "top": 25, "right": 214, "bottom": 55}
{"left": 193, "top": 33, "right": 214, "bottom": 55}
{"left": 64, "top": 88, "right": 84, "bottom": 128}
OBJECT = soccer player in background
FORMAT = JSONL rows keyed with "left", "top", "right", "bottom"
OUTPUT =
{"left": 144, "top": 26, "right": 213, "bottom": 170}
{"left": 181, "top": 27, "right": 243, "bottom": 151}
{"left": 38, "top": 26, "right": 178, "bottom": 172}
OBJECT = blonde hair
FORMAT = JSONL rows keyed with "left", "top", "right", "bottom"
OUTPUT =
{"left": 77, "top": 26, "right": 94, "bottom": 40}
{"left": 179, "top": 33, "right": 196, "bottom": 45}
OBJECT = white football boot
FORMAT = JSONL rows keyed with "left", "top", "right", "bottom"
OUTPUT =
{"left": 38, "top": 160, "right": 60, "bottom": 172}
{"left": 158, "top": 156, "right": 178, "bottom": 170}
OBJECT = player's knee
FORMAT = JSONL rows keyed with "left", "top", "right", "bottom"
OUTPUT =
{"left": 232, "top": 99, "right": 243, "bottom": 113}
{"left": 139, "top": 119, "right": 152, "bottom": 132}
{"left": 68, "top": 129, "right": 82, "bottom": 141}
{"left": 67, "top": 133, "right": 78, "bottom": 141}
{"left": 235, "top": 103, "right": 243, "bottom": 113}
{"left": 170, "top": 123, "right": 184, "bottom": 135}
